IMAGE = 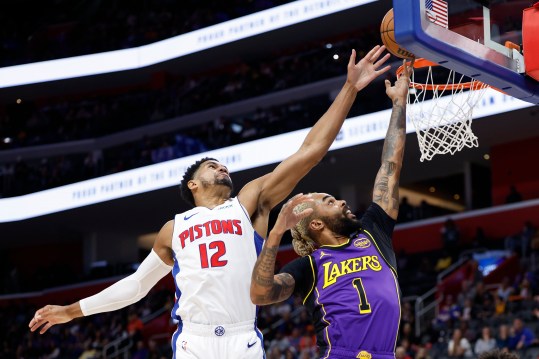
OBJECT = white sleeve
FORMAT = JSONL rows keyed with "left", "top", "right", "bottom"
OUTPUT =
{"left": 79, "top": 249, "right": 173, "bottom": 316}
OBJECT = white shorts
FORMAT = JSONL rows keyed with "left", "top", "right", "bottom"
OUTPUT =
{"left": 172, "top": 320, "right": 265, "bottom": 359}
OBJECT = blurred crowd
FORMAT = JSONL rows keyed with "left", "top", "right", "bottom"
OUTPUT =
{"left": 0, "top": 27, "right": 389, "bottom": 198}
{"left": 2, "top": 235, "right": 538, "bottom": 359}
{"left": 0, "top": 0, "right": 294, "bottom": 67}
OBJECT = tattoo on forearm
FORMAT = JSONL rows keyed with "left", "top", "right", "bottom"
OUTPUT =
{"left": 391, "top": 178, "right": 399, "bottom": 210}
{"left": 374, "top": 104, "right": 406, "bottom": 211}
{"left": 254, "top": 273, "right": 295, "bottom": 303}
{"left": 252, "top": 244, "right": 295, "bottom": 303}
{"left": 253, "top": 246, "right": 279, "bottom": 288}
{"left": 374, "top": 174, "right": 390, "bottom": 205}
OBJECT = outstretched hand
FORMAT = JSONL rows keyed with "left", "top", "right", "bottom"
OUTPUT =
{"left": 347, "top": 45, "right": 391, "bottom": 92}
{"left": 272, "top": 193, "right": 313, "bottom": 234}
{"left": 29, "top": 305, "right": 73, "bottom": 334}
{"left": 385, "top": 58, "right": 414, "bottom": 105}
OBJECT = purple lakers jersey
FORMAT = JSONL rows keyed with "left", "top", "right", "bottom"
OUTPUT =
{"left": 308, "top": 230, "right": 401, "bottom": 359}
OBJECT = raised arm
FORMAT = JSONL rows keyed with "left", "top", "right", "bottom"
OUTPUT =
{"left": 29, "top": 221, "right": 174, "bottom": 334}
{"left": 251, "top": 194, "right": 313, "bottom": 305}
{"left": 239, "top": 46, "right": 391, "bottom": 221}
{"left": 372, "top": 59, "right": 413, "bottom": 220}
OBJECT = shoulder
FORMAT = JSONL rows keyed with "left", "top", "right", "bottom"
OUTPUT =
{"left": 360, "top": 202, "right": 396, "bottom": 236}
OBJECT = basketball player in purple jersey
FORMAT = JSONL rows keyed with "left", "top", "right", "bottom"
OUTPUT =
{"left": 29, "top": 46, "right": 392, "bottom": 359}
{"left": 251, "top": 59, "right": 413, "bottom": 359}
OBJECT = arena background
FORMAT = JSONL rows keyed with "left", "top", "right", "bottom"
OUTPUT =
{"left": 0, "top": 0, "right": 538, "bottom": 358}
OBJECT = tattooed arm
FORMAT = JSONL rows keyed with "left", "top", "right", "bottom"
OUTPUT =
{"left": 372, "top": 59, "right": 413, "bottom": 220}
{"left": 250, "top": 194, "right": 313, "bottom": 305}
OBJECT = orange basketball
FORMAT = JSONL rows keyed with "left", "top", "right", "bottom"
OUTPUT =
{"left": 380, "top": 8, "right": 415, "bottom": 59}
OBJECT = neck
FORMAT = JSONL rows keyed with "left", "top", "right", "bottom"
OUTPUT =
{"left": 318, "top": 232, "right": 349, "bottom": 247}
{"left": 194, "top": 189, "right": 231, "bottom": 209}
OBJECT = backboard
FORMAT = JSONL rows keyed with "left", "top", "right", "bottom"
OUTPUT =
{"left": 393, "top": 0, "right": 539, "bottom": 104}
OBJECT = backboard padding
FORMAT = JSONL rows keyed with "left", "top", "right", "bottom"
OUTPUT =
{"left": 393, "top": 0, "right": 539, "bottom": 104}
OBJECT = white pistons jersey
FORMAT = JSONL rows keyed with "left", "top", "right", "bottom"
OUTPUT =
{"left": 170, "top": 197, "right": 264, "bottom": 325}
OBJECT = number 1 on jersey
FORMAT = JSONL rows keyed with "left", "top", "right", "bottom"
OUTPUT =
{"left": 352, "top": 278, "right": 372, "bottom": 314}
{"left": 199, "top": 241, "right": 228, "bottom": 268}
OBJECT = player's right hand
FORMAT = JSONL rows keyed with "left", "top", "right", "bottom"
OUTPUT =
{"left": 273, "top": 193, "right": 313, "bottom": 233}
{"left": 29, "top": 305, "right": 73, "bottom": 334}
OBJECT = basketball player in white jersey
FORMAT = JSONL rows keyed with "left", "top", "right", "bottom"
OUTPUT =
{"left": 29, "top": 45, "right": 391, "bottom": 359}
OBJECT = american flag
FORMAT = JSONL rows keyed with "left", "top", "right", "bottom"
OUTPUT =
{"left": 426, "top": 0, "right": 448, "bottom": 28}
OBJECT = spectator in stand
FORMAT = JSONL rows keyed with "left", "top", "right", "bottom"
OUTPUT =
{"left": 434, "top": 250, "right": 453, "bottom": 272}
{"left": 505, "top": 221, "right": 536, "bottom": 258}
{"left": 509, "top": 275, "right": 532, "bottom": 302}
{"left": 396, "top": 345, "right": 413, "bottom": 359}
{"left": 398, "top": 196, "right": 414, "bottom": 223}
{"left": 461, "top": 298, "right": 474, "bottom": 322}
{"left": 472, "top": 227, "right": 489, "bottom": 249}
{"left": 441, "top": 218, "right": 460, "bottom": 259}
{"left": 496, "top": 277, "right": 514, "bottom": 302}
{"left": 505, "top": 185, "right": 523, "bottom": 204}
{"left": 496, "top": 324, "right": 511, "bottom": 353}
{"left": 457, "top": 279, "right": 476, "bottom": 308}
{"left": 414, "top": 346, "right": 431, "bottom": 359}
{"left": 126, "top": 311, "right": 144, "bottom": 341}
{"left": 507, "top": 318, "right": 535, "bottom": 352}
{"left": 475, "top": 326, "right": 497, "bottom": 355}
{"left": 417, "top": 200, "right": 433, "bottom": 219}
{"left": 478, "top": 349, "right": 519, "bottom": 359}
{"left": 473, "top": 281, "right": 494, "bottom": 320}
{"left": 447, "top": 328, "right": 473, "bottom": 358}
{"left": 493, "top": 295, "right": 506, "bottom": 317}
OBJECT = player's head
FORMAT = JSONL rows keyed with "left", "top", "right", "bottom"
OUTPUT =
{"left": 291, "top": 193, "right": 360, "bottom": 256}
{"left": 180, "top": 157, "right": 233, "bottom": 206}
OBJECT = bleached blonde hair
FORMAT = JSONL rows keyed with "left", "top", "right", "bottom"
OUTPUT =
{"left": 290, "top": 201, "right": 317, "bottom": 256}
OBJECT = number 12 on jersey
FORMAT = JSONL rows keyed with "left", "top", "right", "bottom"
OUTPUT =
{"left": 199, "top": 241, "right": 228, "bottom": 268}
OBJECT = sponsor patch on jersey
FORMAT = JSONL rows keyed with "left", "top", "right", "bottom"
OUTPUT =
{"left": 356, "top": 350, "right": 372, "bottom": 359}
{"left": 353, "top": 237, "right": 371, "bottom": 249}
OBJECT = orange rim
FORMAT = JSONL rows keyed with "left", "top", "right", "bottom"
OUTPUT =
{"left": 396, "top": 58, "right": 489, "bottom": 91}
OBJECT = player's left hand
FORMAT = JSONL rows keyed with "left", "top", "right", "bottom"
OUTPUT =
{"left": 385, "top": 58, "right": 413, "bottom": 104}
{"left": 273, "top": 193, "right": 313, "bottom": 234}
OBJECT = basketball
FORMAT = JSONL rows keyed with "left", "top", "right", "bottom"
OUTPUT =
{"left": 380, "top": 8, "right": 415, "bottom": 59}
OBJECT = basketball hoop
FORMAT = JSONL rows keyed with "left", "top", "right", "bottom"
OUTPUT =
{"left": 396, "top": 58, "right": 490, "bottom": 162}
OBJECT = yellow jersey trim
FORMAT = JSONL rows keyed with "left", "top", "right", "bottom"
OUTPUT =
{"left": 319, "top": 237, "right": 351, "bottom": 249}
{"left": 302, "top": 255, "right": 316, "bottom": 305}
{"left": 315, "top": 286, "right": 332, "bottom": 359}
{"left": 363, "top": 229, "right": 401, "bottom": 351}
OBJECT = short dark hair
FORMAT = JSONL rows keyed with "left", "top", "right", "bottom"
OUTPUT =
{"left": 478, "top": 350, "right": 519, "bottom": 359}
{"left": 180, "top": 157, "right": 217, "bottom": 207}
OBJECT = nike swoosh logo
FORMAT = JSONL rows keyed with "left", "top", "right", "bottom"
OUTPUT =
{"left": 184, "top": 213, "right": 199, "bottom": 220}
{"left": 247, "top": 341, "right": 257, "bottom": 348}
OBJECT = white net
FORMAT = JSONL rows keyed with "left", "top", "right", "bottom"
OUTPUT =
{"left": 406, "top": 65, "right": 489, "bottom": 162}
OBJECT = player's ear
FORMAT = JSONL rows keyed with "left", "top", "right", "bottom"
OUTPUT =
{"left": 188, "top": 180, "right": 198, "bottom": 191}
{"left": 309, "top": 219, "right": 324, "bottom": 232}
